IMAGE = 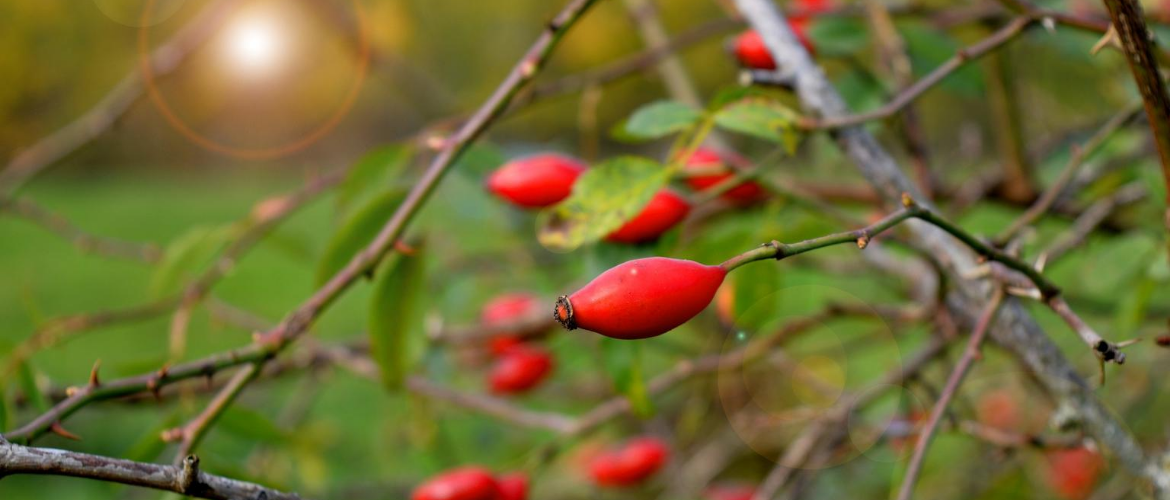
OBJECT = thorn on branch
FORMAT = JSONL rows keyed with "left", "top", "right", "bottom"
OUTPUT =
{"left": 87, "top": 360, "right": 101, "bottom": 388}
{"left": 49, "top": 422, "right": 80, "bottom": 441}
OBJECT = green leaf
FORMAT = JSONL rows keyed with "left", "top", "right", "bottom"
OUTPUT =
{"left": 714, "top": 99, "right": 801, "bottom": 154}
{"left": 17, "top": 361, "right": 48, "bottom": 414}
{"left": 316, "top": 189, "right": 407, "bottom": 287}
{"left": 335, "top": 144, "right": 415, "bottom": 216}
{"left": 601, "top": 339, "right": 654, "bottom": 418}
{"left": 899, "top": 21, "right": 984, "bottom": 96}
{"left": 150, "top": 225, "right": 234, "bottom": 297}
{"left": 536, "top": 156, "right": 670, "bottom": 252}
{"left": 368, "top": 243, "right": 427, "bottom": 390}
{"left": 807, "top": 17, "right": 869, "bottom": 56}
{"left": 617, "top": 100, "right": 703, "bottom": 142}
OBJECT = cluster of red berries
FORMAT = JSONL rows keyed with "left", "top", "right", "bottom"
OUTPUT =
{"left": 732, "top": 0, "right": 834, "bottom": 69}
{"left": 480, "top": 293, "right": 555, "bottom": 395}
{"left": 486, "top": 149, "right": 766, "bottom": 244}
{"left": 412, "top": 467, "right": 528, "bottom": 500}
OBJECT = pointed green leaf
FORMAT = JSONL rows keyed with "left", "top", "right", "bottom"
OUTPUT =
{"left": 368, "top": 242, "right": 427, "bottom": 390}
{"left": 336, "top": 144, "right": 415, "bottom": 216}
{"left": 617, "top": 100, "right": 703, "bottom": 142}
{"left": 316, "top": 189, "right": 407, "bottom": 287}
{"left": 714, "top": 99, "right": 801, "bottom": 153}
{"left": 537, "top": 156, "right": 670, "bottom": 252}
{"left": 601, "top": 339, "right": 654, "bottom": 418}
{"left": 150, "top": 225, "right": 234, "bottom": 297}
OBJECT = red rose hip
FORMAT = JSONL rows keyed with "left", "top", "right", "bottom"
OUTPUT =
{"left": 412, "top": 467, "right": 500, "bottom": 500}
{"left": 604, "top": 189, "right": 690, "bottom": 244}
{"left": 1045, "top": 447, "right": 1104, "bottom": 500}
{"left": 555, "top": 257, "right": 727, "bottom": 339}
{"left": 589, "top": 437, "right": 670, "bottom": 487}
{"left": 486, "top": 154, "right": 585, "bottom": 208}
{"left": 684, "top": 147, "right": 767, "bottom": 205}
{"left": 488, "top": 345, "right": 554, "bottom": 394}
{"left": 496, "top": 473, "right": 528, "bottom": 500}
{"left": 481, "top": 292, "right": 548, "bottom": 355}
{"left": 732, "top": 28, "right": 813, "bottom": 70}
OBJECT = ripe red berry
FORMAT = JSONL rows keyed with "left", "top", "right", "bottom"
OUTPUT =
{"left": 704, "top": 484, "right": 757, "bottom": 500}
{"left": 976, "top": 389, "right": 1021, "bottom": 431}
{"left": 481, "top": 293, "right": 548, "bottom": 355}
{"left": 795, "top": 0, "right": 834, "bottom": 16}
{"left": 683, "top": 147, "right": 767, "bottom": 205}
{"left": 496, "top": 473, "right": 528, "bottom": 500}
{"left": 588, "top": 437, "right": 670, "bottom": 487}
{"left": 1044, "top": 447, "right": 1104, "bottom": 500}
{"left": 412, "top": 467, "right": 500, "bottom": 500}
{"left": 604, "top": 189, "right": 691, "bottom": 244}
{"left": 488, "top": 345, "right": 554, "bottom": 394}
{"left": 486, "top": 154, "right": 585, "bottom": 208}
{"left": 555, "top": 257, "right": 727, "bottom": 340}
{"left": 732, "top": 28, "right": 813, "bottom": 71}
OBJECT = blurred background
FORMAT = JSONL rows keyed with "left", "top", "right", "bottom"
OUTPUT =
{"left": 2, "top": 0, "right": 1170, "bottom": 499}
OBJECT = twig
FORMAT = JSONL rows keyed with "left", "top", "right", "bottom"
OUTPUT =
{"left": 0, "top": 0, "right": 239, "bottom": 195}
{"left": 0, "top": 198, "right": 161, "bottom": 263}
{"left": 751, "top": 338, "right": 950, "bottom": 500}
{"left": 1043, "top": 182, "right": 1146, "bottom": 263}
{"left": 895, "top": 289, "right": 1005, "bottom": 500}
{"left": 995, "top": 102, "right": 1142, "bottom": 245}
{"left": 0, "top": 441, "right": 304, "bottom": 500}
{"left": 1098, "top": 0, "right": 1170, "bottom": 255}
{"left": 164, "top": 362, "right": 262, "bottom": 463}
{"left": 801, "top": 17, "right": 1035, "bottom": 130}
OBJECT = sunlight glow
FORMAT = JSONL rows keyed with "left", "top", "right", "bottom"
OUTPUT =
{"left": 223, "top": 14, "right": 285, "bottom": 76}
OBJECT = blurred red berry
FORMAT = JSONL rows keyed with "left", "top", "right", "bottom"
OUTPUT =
{"left": 486, "top": 154, "right": 585, "bottom": 208}
{"left": 588, "top": 437, "right": 670, "bottom": 487}
{"left": 496, "top": 472, "right": 528, "bottom": 500}
{"left": 1045, "top": 447, "right": 1104, "bottom": 500}
{"left": 481, "top": 293, "right": 546, "bottom": 355}
{"left": 604, "top": 189, "right": 691, "bottom": 244}
{"left": 683, "top": 147, "right": 767, "bottom": 205}
{"left": 555, "top": 257, "right": 727, "bottom": 340}
{"left": 412, "top": 467, "right": 500, "bottom": 500}
{"left": 976, "top": 389, "right": 1021, "bottom": 431}
{"left": 488, "top": 346, "right": 554, "bottom": 394}
{"left": 704, "top": 483, "right": 757, "bottom": 500}
{"left": 733, "top": 28, "right": 814, "bottom": 71}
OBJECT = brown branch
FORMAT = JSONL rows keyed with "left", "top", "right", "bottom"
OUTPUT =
{"left": 995, "top": 102, "right": 1142, "bottom": 245}
{"left": 164, "top": 363, "right": 262, "bottom": 463}
{"left": 0, "top": 0, "right": 240, "bottom": 195}
{"left": 1099, "top": 0, "right": 1170, "bottom": 254}
{"left": 801, "top": 16, "right": 1035, "bottom": 130}
{"left": 0, "top": 442, "right": 305, "bottom": 500}
{"left": 895, "top": 289, "right": 1005, "bottom": 500}
{"left": 0, "top": 198, "right": 161, "bottom": 262}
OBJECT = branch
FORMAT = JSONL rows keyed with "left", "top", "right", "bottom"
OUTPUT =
{"left": 0, "top": 198, "right": 161, "bottom": 262}
{"left": 163, "top": 363, "right": 262, "bottom": 463}
{"left": 0, "top": 0, "right": 239, "bottom": 195}
{"left": 1098, "top": 0, "right": 1170, "bottom": 253}
{"left": 895, "top": 288, "right": 1005, "bottom": 500}
{"left": 995, "top": 102, "right": 1142, "bottom": 245}
{"left": 800, "top": 16, "right": 1035, "bottom": 130}
{"left": 0, "top": 442, "right": 305, "bottom": 500}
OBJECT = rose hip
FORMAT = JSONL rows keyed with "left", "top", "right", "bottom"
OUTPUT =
{"left": 604, "top": 189, "right": 691, "bottom": 244}
{"left": 555, "top": 257, "right": 727, "bottom": 340}
{"left": 488, "top": 345, "right": 554, "bottom": 394}
{"left": 486, "top": 154, "right": 585, "bottom": 208}
{"left": 588, "top": 437, "right": 670, "bottom": 487}
{"left": 683, "top": 147, "right": 767, "bottom": 205}
{"left": 496, "top": 472, "right": 528, "bottom": 500}
{"left": 412, "top": 467, "right": 500, "bottom": 500}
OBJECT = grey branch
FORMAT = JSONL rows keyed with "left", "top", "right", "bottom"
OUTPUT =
{"left": 0, "top": 442, "right": 305, "bottom": 500}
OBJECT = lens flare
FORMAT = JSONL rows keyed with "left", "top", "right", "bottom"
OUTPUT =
{"left": 223, "top": 14, "right": 284, "bottom": 76}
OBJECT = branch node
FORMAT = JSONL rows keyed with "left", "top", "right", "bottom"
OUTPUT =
{"left": 176, "top": 454, "right": 200, "bottom": 493}
{"left": 900, "top": 192, "right": 917, "bottom": 208}
{"left": 856, "top": 234, "right": 870, "bottom": 249}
